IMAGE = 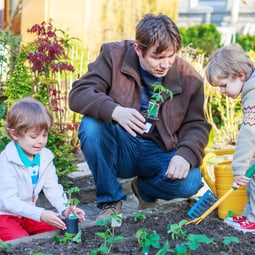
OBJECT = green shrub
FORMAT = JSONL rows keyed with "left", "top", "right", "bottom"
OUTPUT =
{"left": 236, "top": 34, "right": 255, "bottom": 51}
{"left": 179, "top": 23, "right": 222, "bottom": 56}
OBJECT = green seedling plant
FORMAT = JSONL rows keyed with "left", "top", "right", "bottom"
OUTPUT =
{"left": 90, "top": 214, "right": 124, "bottom": 255}
{"left": 187, "top": 234, "right": 217, "bottom": 250}
{"left": 167, "top": 219, "right": 188, "bottom": 240}
{"left": 134, "top": 211, "right": 147, "bottom": 222}
{"left": 155, "top": 240, "right": 174, "bottom": 255}
{"left": 147, "top": 84, "right": 173, "bottom": 118}
{"left": 173, "top": 234, "right": 216, "bottom": 255}
{"left": 63, "top": 186, "right": 80, "bottom": 219}
{"left": 136, "top": 227, "right": 160, "bottom": 254}
{"left": 53, "top": 229, "right": 82, "bottom": 245}
{"left": 0, "top": 239, "right": 10, "bottom": 252}
{"left": 223, "top": 236, "right": 240, "bottom": 253}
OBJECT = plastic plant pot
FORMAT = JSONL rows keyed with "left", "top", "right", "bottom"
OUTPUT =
{"left": 61, "top": 217, "right": 79, "bottom": 235}
{"left": 143, "top": 115, "right": 159, "bottom": 133}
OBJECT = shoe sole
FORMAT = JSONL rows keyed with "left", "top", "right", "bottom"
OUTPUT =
{"left": 224, "top": 219, "right": 255, "bottom": 233}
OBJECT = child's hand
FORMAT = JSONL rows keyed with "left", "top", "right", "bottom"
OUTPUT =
{"left": 74, "top": 207, "right": 86, "bottom": 222}
{"left": 62, "top": 206, "right": 85, "bottom": 222}
{"left": 234, "top": 175, "right": 250, "bottom": 187}
{"left": 40, "top": 210, "right": 66, "bottom": 230}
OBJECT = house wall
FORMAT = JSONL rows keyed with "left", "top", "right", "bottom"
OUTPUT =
{"left": 21, "top": 0, "right": 87, "bottom": 42}
{"left": 19, "top": 0, "right": 179, "bottom": 60}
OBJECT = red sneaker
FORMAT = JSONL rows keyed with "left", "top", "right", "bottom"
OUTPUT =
{"left": 232, "top": 216, "right": 247, "bottom": 223}
{"left": 239, "top": 220, "right": 255, "bottom": 232}
{"left": 224, "top": 215, "right": 247, "bottom": 226}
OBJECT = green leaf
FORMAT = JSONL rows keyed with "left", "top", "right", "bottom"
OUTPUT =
{"left": 156, "top": 240, "right": 171, "bottom": 255}
{"left": 0, "top": 239, "right": 11, "bottom": 251}
{"left": 95, "top": 232, "right": 108, "bottom": 239}
{"left": 174, "top": 243, "right": 187, "bottom": 255}
{"left": 53, "top": 235, "right": 61, "bottom": 243}
{"left": 223, "top": 236, "right": 240, "bottom": 246}
{"left": 98, "top": 244, "right": 109, "bottom": 254}
{"left": 72, "top": 229, "right": 82, "bottom": 243}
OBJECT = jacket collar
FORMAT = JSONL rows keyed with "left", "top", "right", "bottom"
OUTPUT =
{"left": 5, "top": 140, "right": 53, "bottom": 167}
{"left": 121, "top": 41, "right": 182, "bottom": 95}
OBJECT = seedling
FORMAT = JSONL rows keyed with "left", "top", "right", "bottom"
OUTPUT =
{"left": 134, "top": 211, "right": 147, "bottom": 222}
{"left": 156, "top": 240, "right": 174, "bottom": 255}
{"left": 63, "top": 186, "right": 80, "bottom": 219}
{"left": 147, "top": 84, "right": 173, "bottom": 118}
{"left": 90, "top": 214, "right": 124, "bottom": 255}
{"left": 136, "top": 227, "right": 160, "bottom": 254}
{"left": 0, "top": 239, "right": 10, "bottom": 251}
{"left": 53, "top": 229, "right": 82, "bottom": 245}
{"left": 187, "top": 234, "right": 216, "bottom": 250}
{"left": 173, "top": 233, "right": 216, "bottom": 254}
{"left": 167, "top": 219, "right": 188, "bottom": 240}
{"left": 223, "top": 236, "right": 240, "bottom": 249}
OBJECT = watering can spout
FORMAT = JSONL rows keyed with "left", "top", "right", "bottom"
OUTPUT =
{"left": 201, "top": 149, "right": 235, "bottom": 194}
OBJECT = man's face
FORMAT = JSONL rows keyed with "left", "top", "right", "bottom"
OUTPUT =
{"left": 134, "top": 43, "right": 176, "bottom": 77}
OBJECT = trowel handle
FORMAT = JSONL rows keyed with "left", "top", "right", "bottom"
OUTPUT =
{"left": 245, "top": 164, "right": 255, "bottom": 178}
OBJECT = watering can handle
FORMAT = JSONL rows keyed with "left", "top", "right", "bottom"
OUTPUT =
{"left": 201, "top": 149, "right": 235, "bottom": 194}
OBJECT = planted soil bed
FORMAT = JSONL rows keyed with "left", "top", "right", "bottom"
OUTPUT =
{"left": 1, "top": 201, "right": 254, "bottom": 255}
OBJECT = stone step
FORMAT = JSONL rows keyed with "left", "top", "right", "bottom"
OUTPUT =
{"left": 37, "top": 161, "right": 133, "bottom": 208}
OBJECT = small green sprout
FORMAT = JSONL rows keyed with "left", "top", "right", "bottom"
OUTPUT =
{"left": 167, "top": 219, "right": 188, "bottom": 240}
{"left": 53, "top": 229, "right": 82, "bottom": 245}
{"left": 134, "top": 211, "right": 147, "bottom": 222}
{"left": 136, "top": 227, "right": 160, "bottom": 254}
{"left": 0, "top": 239, "right": 11, "bottom": 251}
{"left": 90, "top": 214, "right": 124, "bottom": 255}
{"left": 223, "top": 236, "right": 240, "bottom": 248}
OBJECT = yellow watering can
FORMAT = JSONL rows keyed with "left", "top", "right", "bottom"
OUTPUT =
{"left": 201, "top": 149, "right": 248, "bottom": 219}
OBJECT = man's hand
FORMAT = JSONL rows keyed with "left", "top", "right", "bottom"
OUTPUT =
{"left": 165, "top": 155, "right": 190, "bottom": 179}
{"left": 112, "top": 106, "right": 146, "bottom": 136}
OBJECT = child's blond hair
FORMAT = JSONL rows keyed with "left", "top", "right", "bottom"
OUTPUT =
{"left": 205, "top": 44, "right": 254, "bottom": 86}
{"left": 6, "top": 97, "right": 53, "bottom": 138}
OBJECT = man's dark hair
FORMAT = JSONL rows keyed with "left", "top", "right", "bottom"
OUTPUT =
{"left": 135, "top": 13, "right": 181, "bottom": 56}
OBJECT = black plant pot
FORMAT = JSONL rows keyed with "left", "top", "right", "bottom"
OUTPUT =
{"left": 143, "top": 115, "right": 159, "bottom": 134}
{"left": 61, "top": 217, "right": 79, "bottom": 235}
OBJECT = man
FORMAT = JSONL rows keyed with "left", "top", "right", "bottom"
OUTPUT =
{"left": 69, "top": 13, "right": 211, "bottom": 221}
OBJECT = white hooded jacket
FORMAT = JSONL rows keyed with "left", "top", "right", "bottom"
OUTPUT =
{"left": 0, "top": 141, "right": 67, "bottom": 221}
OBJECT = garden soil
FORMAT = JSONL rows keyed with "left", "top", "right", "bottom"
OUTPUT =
{"left": 1, "top": 200, "right": 254, "bottom": 255}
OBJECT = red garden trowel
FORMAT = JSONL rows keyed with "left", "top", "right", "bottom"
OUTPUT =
{"left": 187, "top": 164, "right": 255, "bottom": 224}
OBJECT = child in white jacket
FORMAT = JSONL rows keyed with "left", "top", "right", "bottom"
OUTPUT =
{"left": 205, "top": 44, "right": 255, "bottom": 233}
{"left": 0, "top": 97, "right": 85, "bottom": 241}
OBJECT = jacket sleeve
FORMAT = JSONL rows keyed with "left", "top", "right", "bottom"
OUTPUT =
{"left": 68, "top": 44, "right": 118, "bottom": 123}
{"left": 41, "top": 160, "right": 68, "bottom": 214}
{"left": 175, "top": 80, "right": 211, "bottom": 167}
{"left": 0, "top": 152, "right": 44, "bottom": 222}
{"left": 232, "top": 95, "right": 255, "bottom": 175}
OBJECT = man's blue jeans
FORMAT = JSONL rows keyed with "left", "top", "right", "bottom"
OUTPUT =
{"left": 78, "top": 117, "right": 203, "bottom": 207}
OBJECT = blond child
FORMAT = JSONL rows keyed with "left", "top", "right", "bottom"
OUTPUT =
{"left": 0, "top": 97, "right": 85, "bottom": 241}
{"left": 205, "top": 44, "right": 255, "bottom": 232}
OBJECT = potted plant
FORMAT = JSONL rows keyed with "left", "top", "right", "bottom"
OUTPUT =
{"left": 143, "top": 84, "right": 173, "bottom": 133}
{"left": 61, "top": 186, "right": 81, "bottom": 235}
